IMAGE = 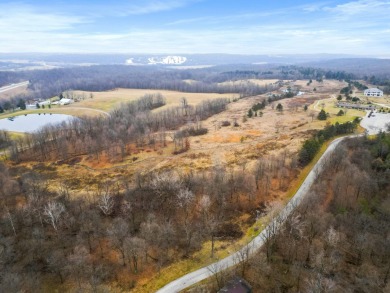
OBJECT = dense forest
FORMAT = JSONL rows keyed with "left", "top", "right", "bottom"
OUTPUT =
{"left": 210, "top": 133, "right": 390, "bottom": 292}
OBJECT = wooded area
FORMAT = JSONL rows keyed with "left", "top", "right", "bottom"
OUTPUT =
{"left": 207, "top": 133, "right": 390, "bottom": 292}
{"left": 0, "top": 144, "right": 299, "bottom": 291}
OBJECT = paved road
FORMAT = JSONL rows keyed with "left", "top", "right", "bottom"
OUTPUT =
{"left": 157, "top": 135, "right": 352, "bottom": 293}
{"left": 372, "top": 102, "right": 390, "bottom": 109}
{"left": 0, "top": 81, "right": 29, "bottom": 93}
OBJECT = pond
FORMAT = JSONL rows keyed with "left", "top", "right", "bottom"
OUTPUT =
{"left": 0, "top": 113, "right": 75, "bottom": 132}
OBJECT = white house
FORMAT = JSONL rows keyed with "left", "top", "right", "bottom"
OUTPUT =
{"left": 364, "top": 88, "right": 383, "bottom": 97}
{"left": 59, "top": 98, "right": 73, "bottom": 105}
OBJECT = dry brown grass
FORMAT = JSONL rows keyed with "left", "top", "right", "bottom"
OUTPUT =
{"left": 70, "top": 88, "right": 236, "bottom": 112}
{"left": 218, "top": 79, "right": 280, "bottom": 87}
{"left": 292, "top": 79, "right": 348, "bottom": 93}
{"left": 26, "top": 80, "right": 354, "bottom": 196}
{"left": 0, "top": 85, "right": 29, "bottom": 101}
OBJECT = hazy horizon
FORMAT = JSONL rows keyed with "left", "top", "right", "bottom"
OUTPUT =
{"left": 0, "top": 0, "right": 389, "bottom": 57}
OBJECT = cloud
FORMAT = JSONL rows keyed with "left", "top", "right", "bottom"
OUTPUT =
{"left": 0, "top": 1, "right": 388, "bottom": 56}
{"left": 100, "top": 0, "right": 203, "bottom": 17}
{"left": 301, "top": 2, "right": 331, "bottom": 12}
{"left": 115, "top": 0, "right": 201, "bottom": 15}
{"left": 324, "top": 0, "right": 390, "bottom": 16}
{"left": 0, "top": 24, "right": 383, "bottom": 56}
{"left": 0, "top": 3, "right": 88, "bottom": 33}
{"left": 166, "top": 10, "right": 290, "bottom": 26}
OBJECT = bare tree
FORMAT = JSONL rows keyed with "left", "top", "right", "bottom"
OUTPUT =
{"left": 67, "top": 245, "right": 91, "bottom": 289}
{"left": 97, "top": 193, "right": 114, "bottom": 216}
{"left": 43, "top": 201, "right": 65, "bottom": 231}
{"left": 124, "top": 236, "right": 146, "bottom": 273}
{"left": 199, "top": 194, "right": 222, "bottom": 258}
{"left": 107, "top": 218, "right": 129, "bottom": 266}
{"left": 208, "top": 262, "right": 228, "bottom": 291}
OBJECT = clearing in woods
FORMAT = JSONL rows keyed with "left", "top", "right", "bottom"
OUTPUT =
{"left": 70, "top": 88, "right": 237, "bottom": 112}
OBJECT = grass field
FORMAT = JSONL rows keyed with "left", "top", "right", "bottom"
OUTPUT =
{"left": 310, "top": 95, "right": 365, "bottom": 123}
{"left": 1, "top": 89, "right": 237, "bottom": 121}
{"left": 218, "top": 79, "right": 280, "bottom": 87}
{"left": 0, "top": 84, "right": 29, "bottom": 101}
{"left": 71, "top": 88, "right": 237, "bottom": 112}
{"left": 0, "top": 106, "right": 104, "bottom": 120}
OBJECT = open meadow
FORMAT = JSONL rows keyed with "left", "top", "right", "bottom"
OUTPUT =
{"left": 0, "top": 83, "right": 29, "bottom": 101}
{"left": 70, "top": 88, "right": 237, "bottom": 112}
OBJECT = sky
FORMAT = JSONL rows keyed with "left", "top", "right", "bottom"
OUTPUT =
{"left": 0, "top": 0, "right": 389, "bottom": 56}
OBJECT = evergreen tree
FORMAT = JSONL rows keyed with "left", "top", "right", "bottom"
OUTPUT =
{"left": 317, "top": 109, "right": 327, "bottom": 120}
{"left": 276, "top": 103, "right": 283, "bottom": 112}
{"left": 17, "top": 99, "right": 26, "bottom": 110}
{"left": 337, "top": 109, "right": 344, "bottom": 116}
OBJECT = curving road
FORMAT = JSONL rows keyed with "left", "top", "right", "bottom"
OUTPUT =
{"left": 0, "top": 81, "right": 29, "bottom": 93}
{"left": 156, "top": 135, "right": 353, "bottom": 293}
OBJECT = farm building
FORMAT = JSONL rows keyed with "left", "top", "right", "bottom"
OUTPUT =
{"left": 59, "top": 98, "right": 73, "bottom": 105}
{"left": 364, "top": 88, "right": 383, "bottom": 97}
{"left": 337, "top": 102, "right": 375, "bottom": 110}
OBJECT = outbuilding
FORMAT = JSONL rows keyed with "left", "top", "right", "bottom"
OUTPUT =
{"left": 59, "top": 98, "right": 73, "bottom": 105}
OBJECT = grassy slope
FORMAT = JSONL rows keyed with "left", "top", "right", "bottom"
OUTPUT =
{"left": 71, "top": 89, "right": 236, "bottom": 112}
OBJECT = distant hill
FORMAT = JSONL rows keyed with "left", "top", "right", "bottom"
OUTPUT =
{"left": 0, "top": 53, "right": 363, "bottom": 69}
{"left": 1, "top": 53, "right": 389, "bottom": 81}
{"left": 300, "top": 58, "right": 390, "bottom": 78}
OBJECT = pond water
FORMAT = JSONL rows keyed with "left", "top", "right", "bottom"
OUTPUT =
{"left": 0, "top": 113, "right": 75, "bottom": 132}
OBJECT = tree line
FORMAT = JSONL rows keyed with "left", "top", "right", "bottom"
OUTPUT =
{"left": 299, "top": 120, "right": 359, "bottom": 166}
